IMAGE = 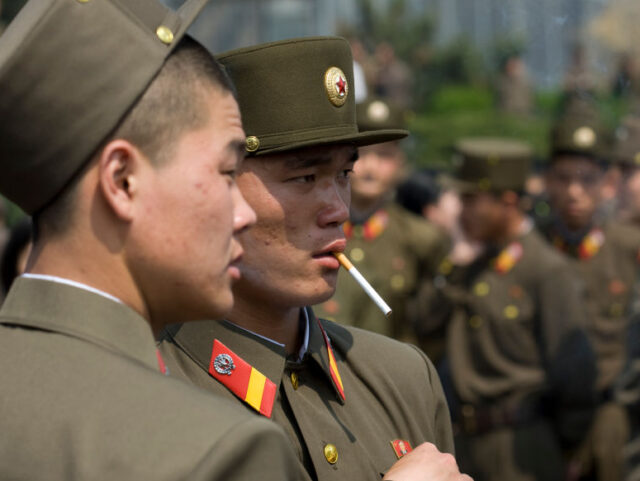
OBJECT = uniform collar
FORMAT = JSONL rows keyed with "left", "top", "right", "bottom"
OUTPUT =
{"left": 0, "top": 276, "right": 160, "bottom": 372}
{"left": 164, "top": 307, "right": 346, "bottom": 412}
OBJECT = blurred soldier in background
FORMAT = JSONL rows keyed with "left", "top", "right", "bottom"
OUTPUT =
{"left": 315, "top": 97, "right": 449, "bottom": 348}
{"left": 396, "top": 170, "right": 481, "bottom": 364}
{"left": 613, "top": 116, "right": 640, "bottom": 228}
{"left": 540, "top": 100, "right": 640, "bottom": 481}
{"left": 436, "top": 138, "right": 596, "bottom": 481}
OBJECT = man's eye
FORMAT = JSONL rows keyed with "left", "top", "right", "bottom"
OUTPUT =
{"left": 290, "top": 174, "right": 315, "bottom": 183}
{"left": 339, "top": 168, "right": 354, "bottom": 179}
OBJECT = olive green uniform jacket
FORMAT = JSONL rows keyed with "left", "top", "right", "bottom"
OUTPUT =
{"left": 438, "top": 228, "right": 597, "bottom": 480}
{"left": 315, "top": 202, "right": 449, "bottom": 346}
{"left": 159, "top": 309, "right": 454, "bottom": 481}
{"left": 539, "top": 220, "right": 640, "bottom": 392}
{"left": 0, "top": 277, "right": 300, "bottom": 481}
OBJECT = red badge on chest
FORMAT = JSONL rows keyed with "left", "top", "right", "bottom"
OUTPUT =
{"left": 390, "top": 439, "right": 413, "bottom": 459}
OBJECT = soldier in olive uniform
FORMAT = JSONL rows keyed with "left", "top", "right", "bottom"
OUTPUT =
{"left": 160, "top": 38, "right": 470, "bottom": 481}
{"left": 436, "top": 138, "right": 596, "bottom": 481}
{"left": 315, "top": 96, "right": 449, "bottom": 346}
{"left": 0, "top": 1, "right": 300, "bottom": 480}
{"left": 540, "top": 102, "right": 640, "bottom": 481}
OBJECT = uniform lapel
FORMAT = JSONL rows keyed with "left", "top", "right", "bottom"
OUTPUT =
{"left": 165, "top": 319, "right": 287, "bottom": 417}
{"left": 306, "top": 308, "right": 346, "bottom": 404}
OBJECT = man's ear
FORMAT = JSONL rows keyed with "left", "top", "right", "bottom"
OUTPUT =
{"left": 97, "top": 139, "right": 144, "bottom": 222}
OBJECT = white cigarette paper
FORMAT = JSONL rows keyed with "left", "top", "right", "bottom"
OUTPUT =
{"left": 333, "top": 252, "right": 392, "bottom": 318}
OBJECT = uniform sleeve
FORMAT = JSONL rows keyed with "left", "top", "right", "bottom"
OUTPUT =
{"left": 408, "top": 344, "right": 455, "bottom": 455}
{"left": 188, "top": 416, "right": 303, "bottom": 481}
{"left": 537, "top": 261, "right": 597, "bottom": 446}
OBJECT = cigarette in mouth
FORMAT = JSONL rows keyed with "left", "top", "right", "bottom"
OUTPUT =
{"left": 333, "top": 252, "right": 392, "bottom": 318}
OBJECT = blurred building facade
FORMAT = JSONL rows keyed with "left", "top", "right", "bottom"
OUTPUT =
{"left": 171, "top": 0, "right": 616, "bottom": 91}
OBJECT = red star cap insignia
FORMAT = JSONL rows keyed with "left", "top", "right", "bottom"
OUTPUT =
{"left": 336, "top": 76, "right": 346, "bottom": 96}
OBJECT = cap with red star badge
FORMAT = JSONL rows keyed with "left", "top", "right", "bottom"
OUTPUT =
{"left": 216, "top": 37, "right": 408, "bottom": 156}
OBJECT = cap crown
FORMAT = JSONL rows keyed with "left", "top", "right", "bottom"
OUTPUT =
{"left": 217, "top": 37, "right": 407, "bottom": 156}
{"left": 0, "top": 0, "right": 209, "bottom": 214}
{"left": 453, "top": 138, "right": 532, "bottom": 192}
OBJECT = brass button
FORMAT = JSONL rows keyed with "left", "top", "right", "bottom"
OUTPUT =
{"left": 439, "top": 258, "right": 453, "bottom": 275}
{"left": 76, "top": 0, "right": 91, "bottom": 3}
{"left": 324, "top": 443, "right": 338, "bottom": 464}
{"left": 473, "top": 281, "right": 490, "bottom": 297}
{"left": 468, "top": 315, "right": 483, "bottom": 329}
{"left": 390, "top": 274, "right": 405, "bottom": 291}
{"left": 478, "top": 178, "right": 491, "bottom": 191}
{"left": 246, "top": 136, "right": 260, "bottom": 152}
{"left": 156, "top": 26, "right": 174, "bottom": 45}
{"left": 610, "top": 302, "right": 624, "bottom": 317}
{"left": 504, "top": 305, "right": 519, "bottom": 319}
{"left": 350, "top": 247, "right": 364, "bottom": 263}
{"left": 290, "top": 372, "right": 299, "bottom": 390}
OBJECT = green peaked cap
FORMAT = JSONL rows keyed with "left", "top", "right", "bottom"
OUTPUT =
{"left": 550, "top": 96, "right": 610, "bottom": 162}
{"left": 0, "top": 0, "right": 210, "bottom": 214}
{"left": 216, "top": 37, "right": 408, "bottom": 156}
{"left": 449, "top": 137, "right": 533, "bottom": 193}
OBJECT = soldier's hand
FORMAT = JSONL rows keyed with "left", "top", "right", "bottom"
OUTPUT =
{"left": 382, "top": 442, "right": 473, "bottom": 481}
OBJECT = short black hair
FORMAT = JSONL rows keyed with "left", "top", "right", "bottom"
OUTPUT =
{"left": 33, "top": 37, "right": 236, "bottom": 239}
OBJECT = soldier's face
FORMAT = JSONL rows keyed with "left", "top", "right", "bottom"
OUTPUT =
{"left": 131, "top": 88, "right": 255, "bottom": 326}
{"left": 351, "top": 142, "right": 404, "bottom": 203}
{"left": 460, "top": 191, "right": 507, "bottom": 242}
{"left": 233, "top": 145, "right": 355, "bottom": 307}
{"left": 546, "top": 156, "right": 603, "bottom": 229}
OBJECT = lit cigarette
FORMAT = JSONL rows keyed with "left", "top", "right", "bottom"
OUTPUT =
{"left": 333, "top": 252, "right": 392, "bottom": 318}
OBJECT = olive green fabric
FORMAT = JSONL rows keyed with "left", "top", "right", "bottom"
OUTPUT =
{"left": 0, "top": 0, "right": 208, "bottom": 214}
{"left": 159, "top": 310, "right": 454, "bottom": 481}
{"left": 612, "top": 116, "right": 640, "bottom": 166}
{"left": 357, "top": 97, "right": 408, "bottom": 132}
{"left": 0, "top": 277, "right": 300, "bottom": 480}
{"left": 550, "top": 98, "right": 611, "bottom": 162}
{"left": 315, "top": 202, "right": 449, "bottom": 347}
{"left": 447, "top": 137, "right": 533, "bottom": 193}
{"left": 435, "top": 228, "right": 597, "bottom": 480}
{"left": 216, "top": 37, "right": 407, "bottom": 156}
{"left": 539, "top": 220, "right": 640, "bottom": 391}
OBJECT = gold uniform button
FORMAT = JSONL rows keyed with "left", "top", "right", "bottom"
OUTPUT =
{"left": 156, "top": 26, "right": 174, "bottom": 45}
{"left": 504, "top": 305, "right": 519, "bottom": 319}
{"left": 350, "top": 247, "right": 365, "bottom": 263}
{"left": 390, "top": 274, "right": 405, "bottom": 291}
{"left": 290, "top": 372, "right": 299, "bottom": 390}
{"left": 468, "top": 315, "right": 483, "bottom": 329}
{"left": 245, "top": 136, "right": 260, "bottom": 152}
{"left": 439, "top": 258, "right": 453, "bottom": 275}
{"left": 473, "top": 282, "right": 490, "bottom": 297}
{"left": 324, "top": 443, "right": 339, "bottom": 464}
{"left": 610, "top": 303, "right": 624, "bottom": 317}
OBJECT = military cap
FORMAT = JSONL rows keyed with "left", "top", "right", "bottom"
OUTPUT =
{"left": 357, "top": 97, "right": 408, "bottom": 132}
{"left": 612, "top": 116, "right": 640, "bottom": 167}
{"left": 550, "top": 97, "right": 610, "bottom": 162}
{"left": 0, "top": 0, "right": 210, "bottom": 214}
{"left": 448, "top": 137, "right": 533, "bottom": 193}
{"left": 216, "top": 37, "right": 408, "bottom": 156}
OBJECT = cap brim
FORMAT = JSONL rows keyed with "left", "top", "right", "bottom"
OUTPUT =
{"left": 253, "top": 129, "right": 409, "bottom": 156}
